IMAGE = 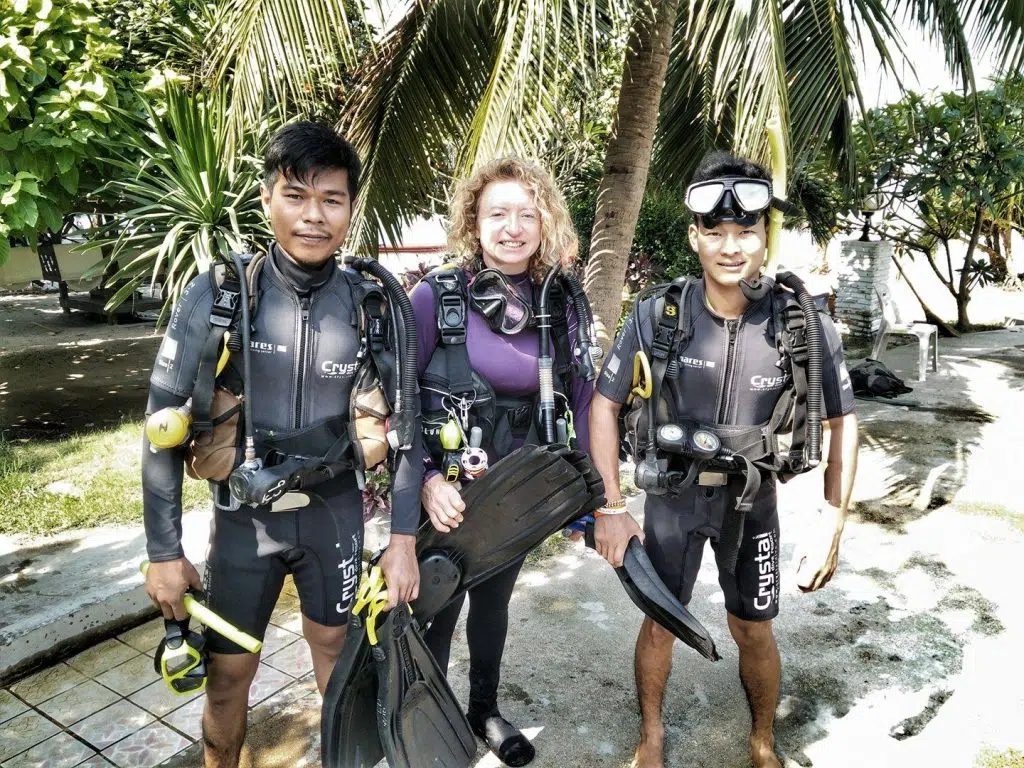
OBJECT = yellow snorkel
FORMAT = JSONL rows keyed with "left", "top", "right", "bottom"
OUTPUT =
{"left": 765, "top": 116, "right": 787, "bottom": 271}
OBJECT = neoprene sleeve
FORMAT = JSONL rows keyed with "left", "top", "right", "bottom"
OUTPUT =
{"left": 141, "top": 388, "right": 190, "bottom": 561}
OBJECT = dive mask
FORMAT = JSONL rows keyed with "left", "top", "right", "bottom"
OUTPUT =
{"left": 154, "top": 618, "right": 208, "bottom": 694}
{"left": 685, "top": 176, "right": 773, "bottom": 227}
{"left": 469, "top": 268, "right": 534, "bottom": 335}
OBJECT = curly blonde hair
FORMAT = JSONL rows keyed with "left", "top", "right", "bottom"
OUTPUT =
{"left": 447, "top": 156, "right": 579, "bottom": 282}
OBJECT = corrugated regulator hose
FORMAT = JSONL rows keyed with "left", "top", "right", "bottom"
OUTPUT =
{"left": 345, "top": 256, "right": 418, "bottom": 450}
{"left": 774, "top": 271, "right": 822, "bottom": 465}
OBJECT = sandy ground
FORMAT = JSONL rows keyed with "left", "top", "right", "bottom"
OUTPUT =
{"left": 0, "top": 293, "right": 161, "bottom": 440}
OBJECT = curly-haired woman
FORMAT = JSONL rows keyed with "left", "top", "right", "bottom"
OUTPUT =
{"left": 409, "top": 157, "right": 595, "bottom": 766}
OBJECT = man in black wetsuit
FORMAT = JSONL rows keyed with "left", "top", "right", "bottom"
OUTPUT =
{"left": 141, "top": 121, "right": 422, "bottom": 767}
{"left": 589, "top": 152, "right": 859, "bottom": 768}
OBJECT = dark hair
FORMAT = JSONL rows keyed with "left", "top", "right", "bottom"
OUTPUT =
{"left": 263, "top": 121, "right": 361, "bottom": 199}
{"left": 690, "top": 151, "right": 771, "bottom": 185}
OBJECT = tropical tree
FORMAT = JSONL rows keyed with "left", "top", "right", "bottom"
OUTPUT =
{"left": 89, "top": 82, "right": 269, "bottom": 319}
{"left": 856, "top": 78, "right": 1024, "bottom": 330}
{"left": 85, "top": 0, "right": 1024, "bottom": 337}
{"left": 0, "top": 0, "right": 139, "bottom": 265}
{"left": 332, "top": 0, "right": 1024, "bottom": 349}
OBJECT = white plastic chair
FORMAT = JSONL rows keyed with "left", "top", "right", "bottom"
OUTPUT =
{"left": 870, "top": 287, "right": 938, "bottom": 382}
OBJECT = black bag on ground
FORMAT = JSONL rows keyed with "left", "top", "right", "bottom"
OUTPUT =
{"left": 848, "top": 358, "right": 913, "bottom": 398}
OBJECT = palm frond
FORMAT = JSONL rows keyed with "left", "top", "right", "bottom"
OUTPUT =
{"left": 86, "top": 84, "right": 269, "bottom": 321}
{"left": 342, "top": 0, "right": 613, "bottom": 253}
{"left": 202, "top": 0, "right": 359, "bottom": 133}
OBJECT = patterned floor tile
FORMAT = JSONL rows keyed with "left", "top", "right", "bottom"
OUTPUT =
{"left": 281, "top": 576, "right": 299, "bottom": 597}
{"left": 247, "top": 679, "right": 304, "bottom": 727}
{"left": 273, "top": 588, "right": 300, "bottom": 612}
{"left": 100, "top": 722, "right": 190, "bottom": 768}
{"left": 160, "top": 695, "right": 205, "bottom": 741}
{"left": 67, "top": 639, "right": 140, "bottom": 678}
{"left": 9, "top": 663, "right": 88, "bottom": 705}
{"left": 129, "top": 679, "right": 203, "bottom": 718}
{"left": 247, "top": 664, "right": 293, "bottom": 707}
{"left": 70, "top": 700, "right": 156, "bottom": 750}
{"left": 0, "top": 711, "right": 60, "bottom": 762}
{"left": 268, "top": 608, "right": 303, "bottom": 634}
{"left": 0, "top": 731, "right": 96, "bottom": 768}
{"left": 95, "top": 654, "right": 161, "bottom": 696}
{"left": 0, "top": 689, "right": 29, "bottom": 725}
{"left": 263, "top": 639, "right": 313, "bottom": 678}
{"left": 259, "top": 624, "right": 301, "bottom": 656}
{"left": 118, "top": 619, "right": 165, "bottom": 653}
{"left": 37, "top": 680, "right": 119, "bottom": 726}
{"left": 74, "top": 757, "right": 115, "bottom": 766}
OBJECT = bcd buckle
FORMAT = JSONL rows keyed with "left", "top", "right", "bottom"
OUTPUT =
{"left": 438, "top": 293, "right": 467, "bottom": 345}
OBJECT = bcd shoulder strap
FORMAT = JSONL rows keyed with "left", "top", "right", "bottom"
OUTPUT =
{"left": 193, "top": 253, "right": 265, "bottom": 434}
{"left": 424, "top": 268, "right": 475, "bottom": 396}
{"left": 644, "top": 277, "right": 694, "bottom": 451}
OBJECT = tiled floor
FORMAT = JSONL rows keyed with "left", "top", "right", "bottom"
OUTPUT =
{"left": 0, "top": 581, "right": 317, "bottom": 768}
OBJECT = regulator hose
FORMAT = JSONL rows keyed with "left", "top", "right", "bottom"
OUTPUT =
{"left": 537, "top": 264, "right": 561, "bottom": 443}
{"left": 560, "top": 272, "right": 599, "bottom": 381}
{"left": 774, "top": 271, "right": 822, "bottom": 465}
{"left": 344, "top": 256, "right": 418, "bottom": 450}
{"left": 231, "top": 253, "right": 257, "bottom": 463}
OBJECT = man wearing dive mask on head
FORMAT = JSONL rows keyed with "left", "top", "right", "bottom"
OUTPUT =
{"left": 408, "top": 157, "right": 596, "bottom": 766}
{"left": 141, "top": 121, "right": 423, "bottom": 768}
{"left": 589, "top": 152, "right": 859, "bottom": 768}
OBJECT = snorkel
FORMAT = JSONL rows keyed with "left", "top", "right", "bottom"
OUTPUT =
{"left": 765, "top": 116, "right": 787, "bottom": 271}
{"left": 537, "top": 264, "right": 561, "bottom": 443}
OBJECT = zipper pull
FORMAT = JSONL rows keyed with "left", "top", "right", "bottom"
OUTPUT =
{"left": 300, "top": 296, "right": 311, "bottom": 321}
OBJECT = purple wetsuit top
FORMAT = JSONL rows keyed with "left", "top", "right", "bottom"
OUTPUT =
{"left": 410, "top": 268, "right": 594, "bottom": 481}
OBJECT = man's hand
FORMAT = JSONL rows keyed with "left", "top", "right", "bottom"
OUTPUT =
{"left": 145, "top": 558, "right": 202, "bottom": 621}
{"left": 594, "top": 512, "right": 643, "bottom": 568}
{"left": 793, "top": 504, "right": 844, "bottom": 592}
{"left": 378, "top": 533, "right": 420, "bottom": 610}
{"left": 421, "top": 474, "right": 466, "bottom": 533}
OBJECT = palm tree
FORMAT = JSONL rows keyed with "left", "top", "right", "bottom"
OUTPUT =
{"left": 110, "top": 0, "right": 1024, "bottom": 339}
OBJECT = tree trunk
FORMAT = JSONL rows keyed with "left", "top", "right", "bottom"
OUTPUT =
{"left": 956, "top": 205, "right": 984, "bottom": 330}
{"left": 890, "top": 251, "right": 959, "bottom": 337}
{"left": 582, "top": 0, "right": 681, "bottom": 354}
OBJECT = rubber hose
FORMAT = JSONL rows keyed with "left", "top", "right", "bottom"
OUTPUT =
{"left": 345, "top": 257, "right": 418, "bottom": 450}
{"left": 775, "top": 271, "right": 822, "bottom": 464}
{"left": 537, "top": 265, "right": 560, "bottom": 443}
{"left": 231, "top": 253, "right": 257, "bottom": 461}
{"left": 560, "top": 273, "right": 598, "bottom": 379}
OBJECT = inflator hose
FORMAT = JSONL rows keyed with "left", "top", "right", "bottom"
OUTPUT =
{"left": 774, "top": 271, "right": 822, "bottom": 464}
{"left": 231, "top": 253, "right": 257, "bottom": 462}
{"left": 344, "top": 256, "right": 418, "bottom": 450}
{"left": 537, "top": 265, "right": 561, "bottom": 443}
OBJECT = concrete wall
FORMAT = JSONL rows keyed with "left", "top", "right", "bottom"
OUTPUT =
{"left": 0, "top": 244, "right": 105, "bottom": 290}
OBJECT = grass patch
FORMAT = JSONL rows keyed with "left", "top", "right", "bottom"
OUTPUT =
{"left": 0, "top": 422, "right": 208, "bottom": 536}
{"left": 525, "top": 531, "right": 575, "bottom": 567}
{"left": 976, "top": 747, "right": 1024, "bottom": 768}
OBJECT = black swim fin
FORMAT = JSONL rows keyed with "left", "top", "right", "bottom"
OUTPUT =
{"left": 320, "top": 612, "right": 386, "bottom": 768}
{"left": 375, "top": 605, "right": 477, "bottom": 768}
{"left": 586, "top": 524, "right": 720, "bottom": 661}
{"left": 412, "top": 444, "right": 605, "bottom": 623}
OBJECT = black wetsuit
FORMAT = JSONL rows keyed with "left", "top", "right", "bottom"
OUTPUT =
{"left": 410, "top": 269, "right": 594, "bottom": 717}
{"left": 597, "top": 277, "right": 854, "bottom": 620}
{"left": 142, "top": 245, "right": 423, "bottom": 652}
